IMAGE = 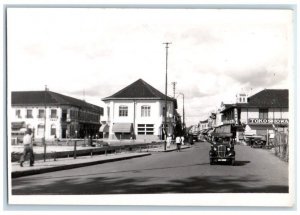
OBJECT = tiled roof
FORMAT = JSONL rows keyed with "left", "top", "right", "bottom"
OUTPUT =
{"left": 102, "top": 79, "right": 177, "bottom": 108}
{"left": 246, "top": 89, "right": 288, "bottom": 108}
{"left": 11, "top": 91, "right": 103, "bottom": 114}
{"left": 220, "top": 89, "right": 288, "bottom": 113}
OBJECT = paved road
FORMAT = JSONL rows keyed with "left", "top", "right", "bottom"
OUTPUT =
{"left": 11, "top": 141, "right": 288, "bottom": 194}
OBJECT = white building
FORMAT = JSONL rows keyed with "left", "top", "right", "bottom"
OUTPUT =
{"left": 101, "top": 79, "right": 178, "bottom": 141}
{"left": 11, "top": 90, "right": 103, "bottom": 141}
{"left": 199, "top": 119, "right": 208, "bottom": 131}
{"left": 219, "top": 89, "right": 289, "bottom": 140}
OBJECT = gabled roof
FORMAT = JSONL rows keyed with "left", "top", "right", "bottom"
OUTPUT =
{"left": 11, "top": 91, "right": 103, "bottom": 114}
{"left": 220, "top": 89, "right": 288, "bottom": 113}
{"left": 102, "top": 79, "right": 177, "bottom": 108}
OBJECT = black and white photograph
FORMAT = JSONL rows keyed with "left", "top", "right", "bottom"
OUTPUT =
{"left": 4, "top": 3, "right": 296, "bottom": 208}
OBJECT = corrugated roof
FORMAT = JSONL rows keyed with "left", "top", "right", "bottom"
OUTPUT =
{"left": 220, "top": 89, "right": 288, "bottom": 113}
{"left": 11, "top": 91, "right": 103, "bottom": 114}
{"left": 102, "top": 79, "right": 177, "bottom": 108}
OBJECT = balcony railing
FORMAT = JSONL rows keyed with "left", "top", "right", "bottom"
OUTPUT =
{"left": 248, "top": 118, "right": 289, "bottom": 125}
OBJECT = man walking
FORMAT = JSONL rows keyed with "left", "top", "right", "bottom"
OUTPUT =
{"left": 176, "top": 135, "right": 181, "bottom": 152}
{"left": 20, "top": 128, "right": 34, "bottom": 167}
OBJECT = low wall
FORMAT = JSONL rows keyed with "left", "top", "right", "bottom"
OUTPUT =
{"left": 11, "top": 141, "right": 163, "bottom": 162}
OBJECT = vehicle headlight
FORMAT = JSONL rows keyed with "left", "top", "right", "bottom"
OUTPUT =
{"left": 227, "top": 148, "right": 230, "bottom": 151}
{"left": 213, "top": 147, "right": 217, "bottom": 151}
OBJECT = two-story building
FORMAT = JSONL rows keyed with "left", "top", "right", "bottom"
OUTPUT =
{"left": 199, "top": 119, "right": 209, "bottom": 131}
{"left": 101, "top": 79, "right": 178, "bottom": 141}
{"left": 11, "top": 90, "right": 103, "bottom": 140}
{"left": 219, "top": 89, "right": 289, "bottom": 140}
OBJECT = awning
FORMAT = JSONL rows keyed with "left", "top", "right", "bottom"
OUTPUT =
{"left": 211, "top": 132, "right": 233, "bottom": 137}
{"left": 11, "top": 122, "right": 25, "bottom": 129}
{"left": 112, "top": 123, "right": 133, "bottom": 133}
{"left": 99, "top": 124, "right": 109, "bottom": 133}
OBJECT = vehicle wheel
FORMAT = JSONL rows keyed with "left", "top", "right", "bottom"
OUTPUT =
{"left": 210, "top": 158, "right": 214, "bottom": 165}
{"left": 231, "top": 158, "right": 235, "bottom": 166}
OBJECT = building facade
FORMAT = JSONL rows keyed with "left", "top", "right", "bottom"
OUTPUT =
{"left": 11, "top": 90, "right": 103, "bottom": 140}
{"left": 199, "top": 119, "right": 209, "bottom": 131}
{"left": 219, "top": 89, "right": 289, "bottom": 140}
{"left": 102, "top": 79, "right": 178, "bottom": 141}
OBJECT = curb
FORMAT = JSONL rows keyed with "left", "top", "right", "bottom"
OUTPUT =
{"left": 161, "top": 145, "right": 191, "bottom": 152}
{"left": 12, "top": 153, "right": 151, "bottom": 178}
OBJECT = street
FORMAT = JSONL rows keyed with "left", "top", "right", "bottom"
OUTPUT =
{"left": 11, "top": 141, "right": 288, "bottom": 194}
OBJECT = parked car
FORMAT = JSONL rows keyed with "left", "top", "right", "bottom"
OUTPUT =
{"left": 209, "top": 133, "right": 235, "bottom": 165}
{"left": 245, "top": 135, "right": 266, "bottom": 148}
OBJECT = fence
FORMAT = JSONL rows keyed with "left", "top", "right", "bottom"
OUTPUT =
{"left": 273, "top": 131, "right": 289, "bottom": 162}
{"left": 11, "top": 140, "right": 163, "bottom": 162}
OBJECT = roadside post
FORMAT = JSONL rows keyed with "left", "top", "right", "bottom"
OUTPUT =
{"left": 43, "top": 138, "right": 46, "bottom": 162}
{"left": 74, "top": 140, "right": 77, "bottom": 159}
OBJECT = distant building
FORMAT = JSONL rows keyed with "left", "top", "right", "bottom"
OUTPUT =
{"left": 11, "top": 90, "right": 103, "bottom": 140}
{"left": 102, "top": 79, "right": 178, "bottom": 140}
{"left": 219, "top": 89, "right": 288, "bottom": 140}
{"left": 199, "top": 119, "right": 209, "bottom": 131}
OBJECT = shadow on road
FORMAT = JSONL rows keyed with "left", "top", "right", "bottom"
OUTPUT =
{"left": 12, "top": 174, "right": 288, "bottom": 195}
{"left": 12, "top": 162, "right": 210, "bottom": 180}
{"left": 234, "top": 161, "right": 251, "bottom": 166}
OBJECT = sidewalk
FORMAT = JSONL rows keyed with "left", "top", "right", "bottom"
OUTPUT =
{"left": 11, "top": 144, "right": 190, "bottom": 178}
{"left": 11, "top": 152, "right": 151, "bottom": 178}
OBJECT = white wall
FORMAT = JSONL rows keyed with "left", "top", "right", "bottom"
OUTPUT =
{"left": 11, "top": 106, "right": 62, "bottom": 139}
{"left": 240, "top": 108, "right": 248, "bottom": 124}
{"left": 105, "top": 99, "right": 175, "bottom": 139}
{"left": 247, "top": 108, "right": 259, "bottom": 118}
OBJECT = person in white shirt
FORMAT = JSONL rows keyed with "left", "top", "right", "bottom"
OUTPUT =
{"left": 181, "top": 136, "right": 185, "bottom": 145}
{"left": 176, "top": 136, "right": 181, "bottom": 152}
{"left": 166, "top": 134, "right": 172, "bottom": 148}
{"left": 20, "top": 128, "right": 34, "bottom": 167}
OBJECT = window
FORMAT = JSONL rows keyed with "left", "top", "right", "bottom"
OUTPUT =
{"left": 259, "top": 109, "right": 268, "bottom": 119}
{"left": 15, "top": 109, "right": 21, "bottom": 118}
{"left": 51, "top": 124, "right": 56, "bottom": 136}
{"left": 38, "top": 109, "right": 45, "bottom": 118}
{"left": 51, "top": 109, "right": 57, "bottom": 118}
{"left": 137, "top": 124, "right": 154, "bottom": 135}
{"left": 37, "top": 124, "right": 44, "bottom": 136}
{"left": 26, "top": 109, "right": 33, "bottom": 118}
{"left": 119, "top": 106, "right": 128, "bottom": 117}
{"left": 141, "top": 105, "right": 151, "bottom": 117}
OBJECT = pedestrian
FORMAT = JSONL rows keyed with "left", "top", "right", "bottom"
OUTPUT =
{"left": 20, "top": 128, "right": 34, "bottom": 167}
{"left": 181, "top": 135, "right": 185, "bottom": 146}
{"left": 176, "top": 135, "right": 181, "bottom": 152}
{"left": 166, "top": 134, "right": 172, "bottom": 148}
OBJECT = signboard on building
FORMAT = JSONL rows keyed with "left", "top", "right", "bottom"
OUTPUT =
{"left": 234, "top": 108, "right": 238, "bottom": 125}
{"left": 248, "top": 118, "right": 289, "bottom": 125}
{"left": 223, "top": 119, "right": 235, "bottom": 124}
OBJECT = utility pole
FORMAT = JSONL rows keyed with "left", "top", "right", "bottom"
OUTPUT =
{"left": 43, "top": 85, "right": 47, "bottom": 162}
{"left": 163, "top": 42, "right": 171, "bottom": 151}
{"left": 171, "top": 81, "right": 177, "bottom": 98}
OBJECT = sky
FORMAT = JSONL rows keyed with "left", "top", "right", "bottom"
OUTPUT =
{"left": 7, "top": 8, "right": 293, "bottom": 126}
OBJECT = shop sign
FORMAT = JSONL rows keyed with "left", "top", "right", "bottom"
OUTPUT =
{"left": 248, "top": 118, "right": 289, "bottom": 125}
{"left": 223, "top": 119, "right": 235, "bottom": 124}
